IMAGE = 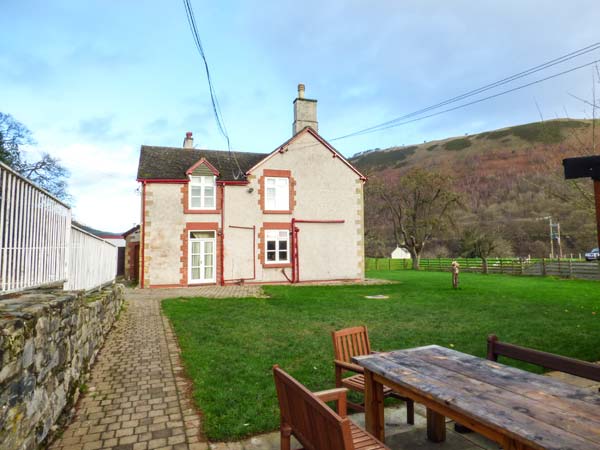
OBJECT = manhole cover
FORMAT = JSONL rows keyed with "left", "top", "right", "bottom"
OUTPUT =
{"left": 365, "top": 295, "right": 389, "bottom": 299}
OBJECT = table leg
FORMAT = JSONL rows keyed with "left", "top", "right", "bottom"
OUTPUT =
{"left": 364, "top": 369, "right": 385, "bottom": 441}
{"left": 426, "top": 408, "right": 446, "bottom": 442}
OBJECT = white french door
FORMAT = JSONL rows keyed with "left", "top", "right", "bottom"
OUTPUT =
{"left": 188, "top": 231, "right": 216, "bottom": 283}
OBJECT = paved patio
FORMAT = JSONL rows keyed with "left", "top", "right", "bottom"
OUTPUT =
{"left": 214, "top": 404, "right": 501, "bottom": 450}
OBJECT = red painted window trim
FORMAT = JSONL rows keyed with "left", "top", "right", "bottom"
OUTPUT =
{"left": 186, "top": 157, "right": 220, "bottom": 176}
{"left": 181, "top": 181, "right": 222, "bottom": 214}
{"left": 179, "top": 222, "right": 220, "bottom": 286}
{"left": 258, "top": 169, "right": 296, "bottom": 215}
{"left": 258, "top": 222, "right": 292, "bottom": 268}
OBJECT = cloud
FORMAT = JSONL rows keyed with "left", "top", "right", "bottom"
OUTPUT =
{"left": 76, "top": 115, "right": 129, "bottom": 141}
{"left": 0, "top": 52, "right": 55, "bottom": 87}
{"left": 67, "top": 43, "right": 137, "bottom": 69}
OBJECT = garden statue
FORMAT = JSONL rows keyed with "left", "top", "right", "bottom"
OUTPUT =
{"left": 451, "top": 260, "right": 460, "bottom": 289}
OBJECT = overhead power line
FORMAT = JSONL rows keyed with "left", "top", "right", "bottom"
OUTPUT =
{"left": 331, "top": 58, "right": 600, "bottom": 139}
{"left": 182, "top": 0, "right": 243, "bottom": 178}
{"left": 331, "top": 42, "right": 600, "bottom": 141}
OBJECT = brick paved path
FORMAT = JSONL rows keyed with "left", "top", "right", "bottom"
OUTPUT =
{"left": 50, "top": 286, "right": 261, "bottom": 450}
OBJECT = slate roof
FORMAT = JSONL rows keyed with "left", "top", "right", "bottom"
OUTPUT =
{"left": 136, "top": 146, "right": 268, "bottom": 181}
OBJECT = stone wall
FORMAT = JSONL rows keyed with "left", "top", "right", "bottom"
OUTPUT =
{"left": 0, "top": 284, "right": 124, "bottom": 450}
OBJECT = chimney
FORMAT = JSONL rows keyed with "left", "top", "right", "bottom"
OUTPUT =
{"left": 293, "top": 83, "right": 318, "bottom": 135}
{"left": 183, "top": 131, "right": 194, "bottom": 149}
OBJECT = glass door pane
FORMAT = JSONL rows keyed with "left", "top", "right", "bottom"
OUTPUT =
{"left": 189, "top": 236, "right": 216, "bottom": 283}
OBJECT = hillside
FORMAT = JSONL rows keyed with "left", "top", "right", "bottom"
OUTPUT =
{"left": 351, "top": 119, "right": 600, "bottom": 258}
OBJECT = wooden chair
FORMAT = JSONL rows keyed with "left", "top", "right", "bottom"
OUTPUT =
{"left": 273, "top": 365, "right": 389, "bottom": 450}
{"left": 487, "top": 334, "right": 600, "bottom": 382}
{"left": 332, "top": 326, "right": 414, "bottom": 424}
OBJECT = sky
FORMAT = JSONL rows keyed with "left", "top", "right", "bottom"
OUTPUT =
{"left": 1, "top": 1, "right": 600, "bottom": 232}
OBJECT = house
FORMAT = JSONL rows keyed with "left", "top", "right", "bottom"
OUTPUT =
{"left": 391, "top": 247, "right": 411, "bottom": 259}
{"left": 135, "top": 84, "right": 366, "bottom": 287}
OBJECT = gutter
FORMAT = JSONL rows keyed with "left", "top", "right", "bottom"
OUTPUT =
{"left": 140, "top": 181, "right": 147, "bottom": 288}
{"left": 219, "top": 183, "right": 225, "bottom": 286}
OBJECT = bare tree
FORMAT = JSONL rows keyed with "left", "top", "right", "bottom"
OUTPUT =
{"left": 370, "top": 168, "right": 461, "bottom": 269}
{"left": 0, "top": 113, "right": 70, "bottom": 200}
{"left": 460, "top": 227, "right": 498, "bottom": 274}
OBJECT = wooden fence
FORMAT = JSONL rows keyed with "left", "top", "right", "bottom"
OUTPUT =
{"left": 0, "top": 161, "right": 117, "bottom": 294}
{"left": 366, "top": 257, "right": 600, "bottom": 280}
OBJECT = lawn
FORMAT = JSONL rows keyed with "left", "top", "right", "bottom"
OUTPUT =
{"left": 161, "top": 271, "right": 600, "bottom": 441}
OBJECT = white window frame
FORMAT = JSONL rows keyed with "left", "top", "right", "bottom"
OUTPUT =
{"left": 189, "top": 175, "right": 216, "bottom": 210}
{"left": 264, "top": 229, "right": 290, "bottom": 264}
{"left": 265, "top": 176, "right": 289, "bottom": 211}
{"left": 188, "top": 231, "right": 216, "bottom": 283}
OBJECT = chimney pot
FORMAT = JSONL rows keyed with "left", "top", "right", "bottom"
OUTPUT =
{"left": 293, "top": 83, "right": 318, "bottom": 135}
{"left": 298, "top": 83, "right": 305, "bottom": 99}
{"left": 183, "top": 132, "right": 194, "bottom": 149}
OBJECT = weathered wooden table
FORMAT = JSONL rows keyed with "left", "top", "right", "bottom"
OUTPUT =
{"left": 353, "top": 345, "right": 600, "bottom": 450}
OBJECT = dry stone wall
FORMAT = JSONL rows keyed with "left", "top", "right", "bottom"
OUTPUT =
{"left": 0, "top": 284, "right": 124, "bottom": 450}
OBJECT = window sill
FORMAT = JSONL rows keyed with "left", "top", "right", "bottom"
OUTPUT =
{"left": 263, "top": 263, "right": 292, "bottom": 268}
{"left": 263, "top": 210, "right": 292, "bottom": 214}
{"left": 184, "top": 208, "right": 221, "bottom": 214}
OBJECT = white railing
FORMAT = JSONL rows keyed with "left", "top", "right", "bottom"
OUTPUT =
{"left": 64, "top": 226, "right": 117, "bottom": 291}
{"left": 1, "top": 161, "right": 118, "bottom": 295}
{"left": 0, "top": 161, "right": 71, "bottom": 293}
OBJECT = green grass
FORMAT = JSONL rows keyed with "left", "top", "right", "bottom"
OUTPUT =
{"left": 162, "top": 271, "right": 600, "bottom": 441}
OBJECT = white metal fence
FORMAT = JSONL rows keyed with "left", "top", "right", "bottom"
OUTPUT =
{"left": 64, "top": 226, "right": 117, "bottom": 291}
{"left": 0, "top": 161, "right": 117, "bottom": 295}
{"left": 0, "top": 161, "right": 71, "bottom": 293}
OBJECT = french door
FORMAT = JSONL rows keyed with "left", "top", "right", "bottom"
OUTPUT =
{"left": 188, "top": 231, "right": 216, "bottom": 283}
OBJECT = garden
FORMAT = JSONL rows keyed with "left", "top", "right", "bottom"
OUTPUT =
{"left": 162, "top": 270, "right": 600, "bottom": 441}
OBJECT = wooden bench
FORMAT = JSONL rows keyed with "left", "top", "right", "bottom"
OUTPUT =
{"left": 487, "top": 334, "right": 600, "bottom": 382}
{"left": 332, "top": 326, "right": 414, "bottom": 423}
{"left": 273, "top": 365, "right": 389, "bottom": 450}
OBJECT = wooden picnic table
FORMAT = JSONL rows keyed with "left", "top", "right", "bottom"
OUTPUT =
{"left": 353, "top": 345, "right": 600, "bottom": 450}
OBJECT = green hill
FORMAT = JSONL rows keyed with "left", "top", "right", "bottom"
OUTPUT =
{"left": 351, "top": 119, "right": 600, "bottom": 258}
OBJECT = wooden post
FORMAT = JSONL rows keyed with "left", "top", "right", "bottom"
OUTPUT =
{"left": 568, "top": 259, "right": 573, "bottom": 278}
{"left": 542, "top": 258, "right": 546, "bottom": 276}
{"left": 519, "top": 259, "right": 523, "bottom": 275}
{"left": 364, "top": 370, "right": 385, "bottom": 442}
{"left": 500, "top": 259, "right": 503, "bottom": 274}
{"left": 426, "top": 408, "right": 446, "bottom": 443}
{"left": 388, "top": 258, "right": 391, "bottom": 270}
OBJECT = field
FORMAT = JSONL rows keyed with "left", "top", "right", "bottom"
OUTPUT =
{"left": 162, "top": 271, "right": 600, "bottom": 441}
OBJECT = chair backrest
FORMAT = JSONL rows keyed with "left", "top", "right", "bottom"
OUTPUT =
{"left": 273, "top": 365, "right": 354, "bottom": 450}
{"left": 332, "top": 326, "right": 372, "bottom": 363}
{"left": 487, "top": 334, "right": 600, "bottom": 381}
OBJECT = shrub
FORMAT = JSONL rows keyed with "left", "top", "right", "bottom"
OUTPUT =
{"left": 444, "top": 138, "right": 472, "bottom": 151}
{"left": 487, "top": 129, "right": 512, "bottom": 140}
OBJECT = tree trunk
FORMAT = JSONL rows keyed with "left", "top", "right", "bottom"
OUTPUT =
{"left": 482, "top": 258, "right": 488, "bottom": 275}
{"left": 411, "top": 252, "right": 421, "bottom": 270}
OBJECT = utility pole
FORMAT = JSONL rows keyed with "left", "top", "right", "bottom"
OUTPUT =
{"left": 555, "top": 222, "right": 563, "bottom": 258}
{"left": 548, "top": 217, "right": 554, "bottom": 258}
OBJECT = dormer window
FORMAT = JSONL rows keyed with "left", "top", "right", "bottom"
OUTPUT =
{"left": 265, "top": 177, "right": 289, "bottom": 211}
{"left": 189, "top": 175, "right": 216, "bottom": 209}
